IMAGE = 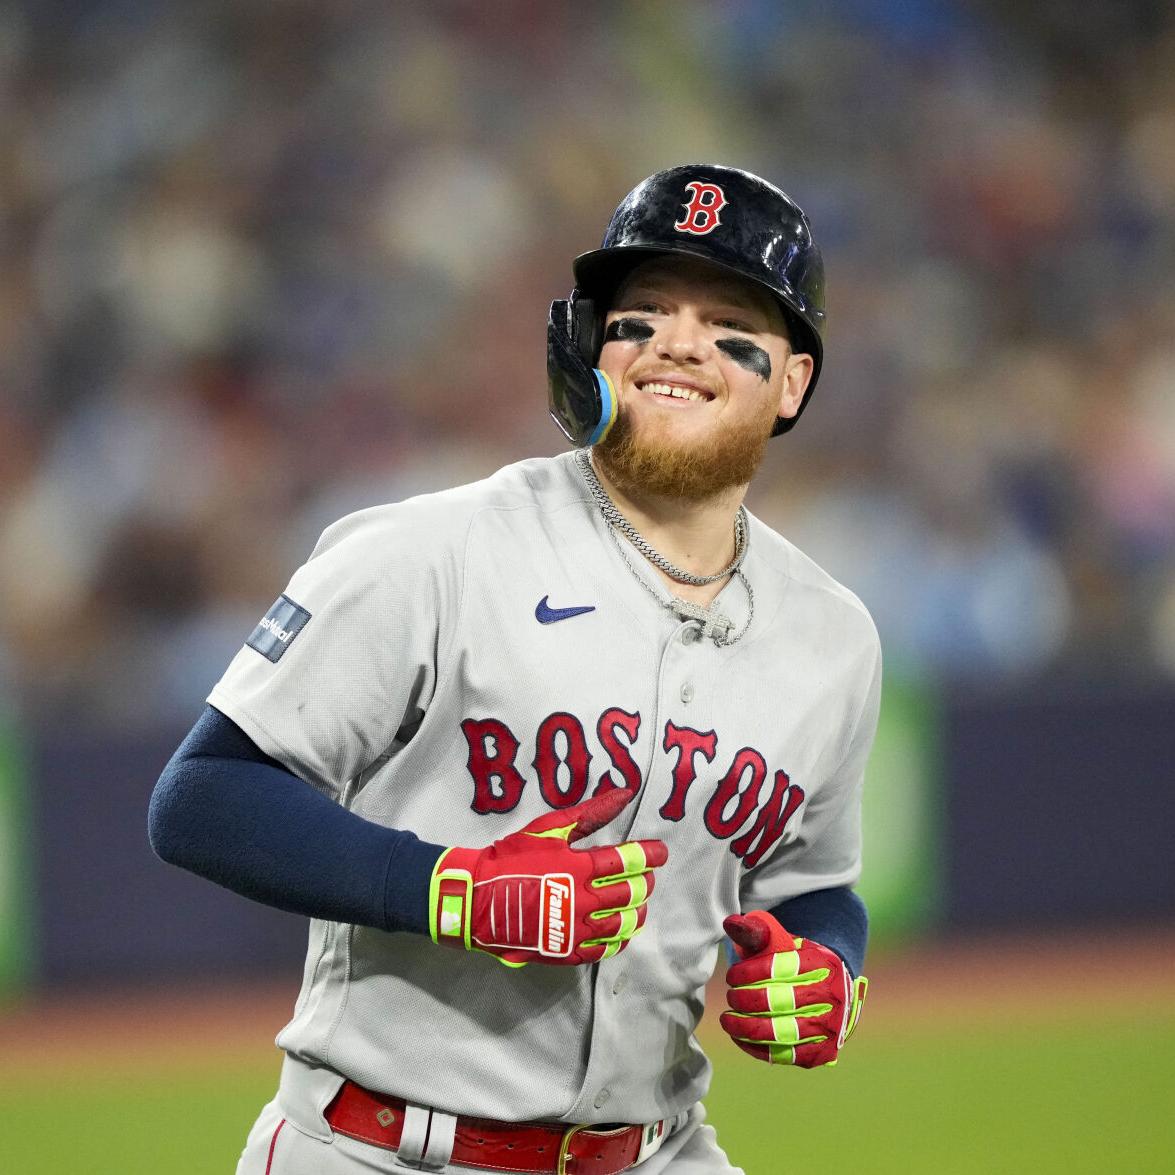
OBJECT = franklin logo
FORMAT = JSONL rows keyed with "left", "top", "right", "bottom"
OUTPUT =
{"left": 246, "top": 594, "right": 312, "bottom": 663}
{"left": 539, "top": 875, "right": 573, "bottom": 957}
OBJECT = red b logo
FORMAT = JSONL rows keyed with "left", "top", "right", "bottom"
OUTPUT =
{"left": 674, "top": 181, "right": 727, "bottom": 235}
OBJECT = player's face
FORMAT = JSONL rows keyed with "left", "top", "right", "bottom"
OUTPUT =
{"left": 594, "top": 256, "right": 813, "bottom": 500}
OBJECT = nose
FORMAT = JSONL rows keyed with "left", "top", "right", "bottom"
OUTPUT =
{"left": 654, "top": 311, "right": 710, "bottom": 365}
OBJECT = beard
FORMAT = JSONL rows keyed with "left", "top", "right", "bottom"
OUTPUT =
{"left": 593, "top": 400, "right": 777, "bottom": 502}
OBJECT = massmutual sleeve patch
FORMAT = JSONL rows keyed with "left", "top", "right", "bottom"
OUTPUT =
{"left": 245, "top": 594, "right": 312, "bottom": 663}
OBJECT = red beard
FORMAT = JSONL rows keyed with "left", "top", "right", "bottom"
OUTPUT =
{"left": 593, "top": 401, "right": 777, "bottom": 501}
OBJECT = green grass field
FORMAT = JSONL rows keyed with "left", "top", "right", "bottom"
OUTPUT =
{"left": 3, "top": 1011, "right": 1173, "bottom": 1174}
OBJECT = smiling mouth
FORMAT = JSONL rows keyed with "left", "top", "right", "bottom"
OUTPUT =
{"left": 637, "top": 380, "right": 714, "bottom": 404}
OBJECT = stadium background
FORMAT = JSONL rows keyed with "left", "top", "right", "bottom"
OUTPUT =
{"left": 1, "top": 1, "right": 1173, "bottom": 1171}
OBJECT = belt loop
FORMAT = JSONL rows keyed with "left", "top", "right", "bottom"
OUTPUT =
{"left": 391, "top": 1103, "right": 456, "bottom": 1172}
{"left": 634, "top": 1110, "right": 690, "bottom": 1166}
{"left": 421, "top": 1108, "right": 457, "bottom": 1170}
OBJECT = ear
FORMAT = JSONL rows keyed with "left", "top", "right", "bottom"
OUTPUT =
{"left": 777, "top": 352, "right": 814, "bottom": 420}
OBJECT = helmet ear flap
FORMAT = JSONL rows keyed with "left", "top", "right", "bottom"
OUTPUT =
{"left": 547, "top": 292, "right": 618, "bottom": 447}
{"left": 571, "top": 290, "right": 604, "bottom": 365}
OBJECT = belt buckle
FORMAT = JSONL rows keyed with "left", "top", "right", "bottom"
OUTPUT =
{"left": 556, "top": 1123, "right": 591, "bottom": 1175}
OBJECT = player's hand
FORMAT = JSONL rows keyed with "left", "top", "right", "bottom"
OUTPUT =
{"left": 429, "top": 788, "right": 667, "bottom": 967}
{"left": 720, "top": 909, "right": 868, "bottom": 1068}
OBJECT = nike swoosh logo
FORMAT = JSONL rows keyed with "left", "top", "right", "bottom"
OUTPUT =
{"left": 535, "top": 596, "right": 597, "bottom": 624}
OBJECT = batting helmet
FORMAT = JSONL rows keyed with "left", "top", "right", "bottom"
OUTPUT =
{"left": 547, "top": 164, "right": 826, "bottom": 447}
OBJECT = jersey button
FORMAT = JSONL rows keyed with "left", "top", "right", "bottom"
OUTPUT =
{"left": 681, "top": 626, "right": 699, "bottom": 645}
{"left": 680, "top": 681, "right": 694, "bottom": 703}
{"left": 593, "top": 1089, "right": 611, "bottom": 1109}
{"left": 612, "top": 974, "right": 628, "bottom": 996}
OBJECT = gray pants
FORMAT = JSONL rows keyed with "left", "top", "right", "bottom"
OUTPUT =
{"left": 236, "top": 1094, "right": 745, "bottom": 1175}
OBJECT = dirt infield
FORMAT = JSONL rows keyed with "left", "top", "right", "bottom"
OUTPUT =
{"left": 3, "top": 924, "right": 1173, "bottom": 1075}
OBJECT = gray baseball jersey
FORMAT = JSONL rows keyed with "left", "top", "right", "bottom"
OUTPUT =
{"left": 208, "top": 449, "right": 881, "bottom": 1128}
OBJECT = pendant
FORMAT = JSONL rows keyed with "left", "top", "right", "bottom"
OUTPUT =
{"left": 668, "top": 596, "right": 735, "bottom": 643}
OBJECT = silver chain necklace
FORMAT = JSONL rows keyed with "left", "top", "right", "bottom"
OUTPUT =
{"left": 575, "top": 448, "right": 754, "bottom": 645}
{"left": 575, "top": 449, "right": 749, "bottom": 584}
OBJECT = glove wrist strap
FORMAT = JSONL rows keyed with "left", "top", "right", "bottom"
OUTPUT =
{"left": 429, "top": 846, "right": 479, "bottom": 951}
{"left": 845, "top": 974, "right": 869, "bottom": 1041}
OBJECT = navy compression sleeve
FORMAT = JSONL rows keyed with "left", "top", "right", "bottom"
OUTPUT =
{"left": 147, "top": 705, "right": 444, "bottom": 934}
{"left": 766, "top": 887, "right": 869, "bottom": 978}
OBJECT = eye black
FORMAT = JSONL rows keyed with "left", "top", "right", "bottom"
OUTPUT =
{"left": 716, "top": 337, "right": 772, "bottom": 380}
{"left": 604, "top": 318, "right": 655, "bottom": 345}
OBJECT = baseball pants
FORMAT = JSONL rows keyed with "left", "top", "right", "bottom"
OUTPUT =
{"left": 237, "top": 1095, "right": 745, "bottom": 1175}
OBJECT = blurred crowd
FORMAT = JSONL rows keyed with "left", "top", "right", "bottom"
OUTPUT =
{"left": 1, "top": 0, "right": 1174, "bottom": 728}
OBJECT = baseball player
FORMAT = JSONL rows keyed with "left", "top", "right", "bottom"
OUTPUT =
{"left": 149, "top": 164, "right": 880, "bottom": 1175}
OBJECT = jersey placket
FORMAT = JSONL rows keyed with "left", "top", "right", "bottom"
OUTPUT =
{"left": 562, "top": 614, "right": 718, "bottom": 1123}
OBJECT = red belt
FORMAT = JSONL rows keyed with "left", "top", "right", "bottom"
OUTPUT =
{"left": 325, "top": 1080, "right": 668, "bottom": 1174}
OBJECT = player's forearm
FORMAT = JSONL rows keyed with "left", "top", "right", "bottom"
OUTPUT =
{"left": 148, "top": 705, "right": 444, "bottom": 933}
{"left": 766, "top": 886, "right": 868, "bottom": 978}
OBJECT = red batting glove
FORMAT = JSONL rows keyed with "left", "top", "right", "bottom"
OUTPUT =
{"left": 429, "top": 788, "right": 668, "bottom": 967}
{"left": 720, "top": 909, "right": 868, "bottom": 1068}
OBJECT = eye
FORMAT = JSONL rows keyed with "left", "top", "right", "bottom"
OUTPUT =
{"left": 715, "top": 317, "right": 755, "bottom": 333}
